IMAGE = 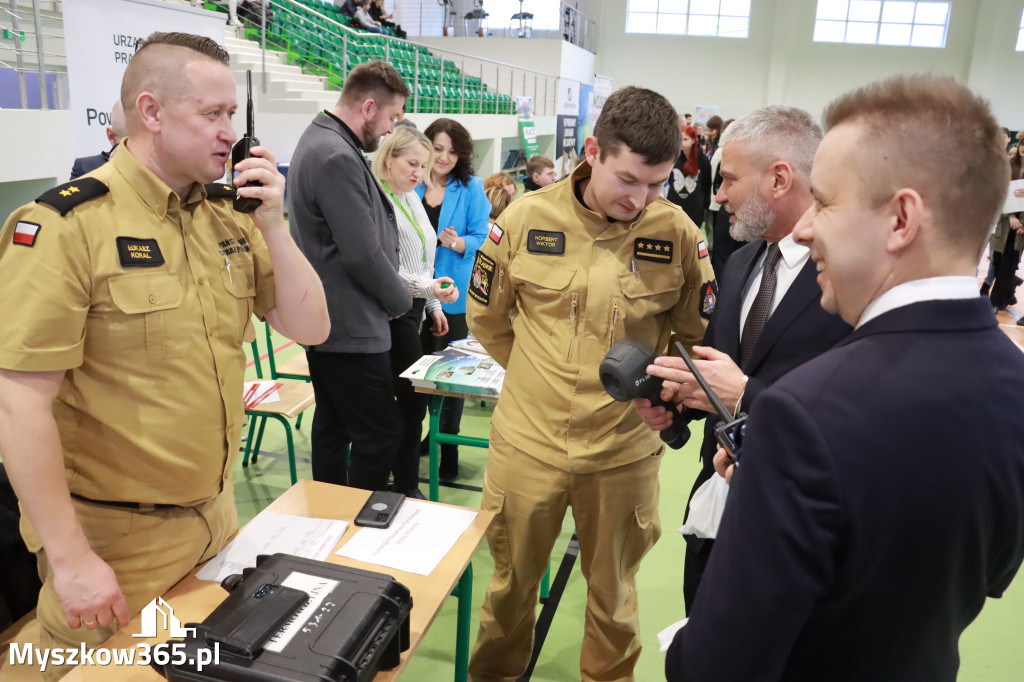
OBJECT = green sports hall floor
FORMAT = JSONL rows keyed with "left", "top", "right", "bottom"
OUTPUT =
{"left": 241, "top": 330, "right": 1024, "bottom": 682}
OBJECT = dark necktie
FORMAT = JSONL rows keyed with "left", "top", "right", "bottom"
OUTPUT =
{"left": 740, "top": 243, "right": 781, "bottom": 372}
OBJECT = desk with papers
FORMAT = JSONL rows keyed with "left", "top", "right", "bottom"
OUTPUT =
{"left": 63, "top": 480, "right": 493, "bottom": 682}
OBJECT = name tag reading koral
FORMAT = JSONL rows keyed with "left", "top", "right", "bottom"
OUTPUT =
{"left": 116, "top": 236, "right": 165, "bottom": 268}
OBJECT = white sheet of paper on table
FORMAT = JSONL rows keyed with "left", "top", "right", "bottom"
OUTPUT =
{"left": 243, "top": 380, "right": 281, "bottom": 404}
{"left": 196, "top": 510, "right": 348, "bottom": 583}
{"left": 335, "top": 499, "right": 478, "bottom": 576}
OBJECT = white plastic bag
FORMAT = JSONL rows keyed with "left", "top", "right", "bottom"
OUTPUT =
{"left": 678, "top": 474, "right": 730, "bottom": 539}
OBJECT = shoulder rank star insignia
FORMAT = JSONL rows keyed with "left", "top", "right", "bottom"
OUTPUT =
{"left": 59, "top": 186, "right": 80, "bottom": 197}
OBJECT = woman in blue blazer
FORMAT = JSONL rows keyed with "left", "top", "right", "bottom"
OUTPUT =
{"left": 416, "top": 118, "right": 491, "bottom": 481}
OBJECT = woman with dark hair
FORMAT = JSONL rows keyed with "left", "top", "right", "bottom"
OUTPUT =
{"left": 416, "top": 118, "right": 491, "bottom": 482}
{"left": 666, "top": 124, "right": 712, "bottom": 229}
{"left": 704, "top": 114, "right": 723, "bottom": 159}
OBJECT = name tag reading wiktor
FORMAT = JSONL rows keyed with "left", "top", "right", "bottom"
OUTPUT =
{"left": 527, "top": 229, "right": 565, "bottom": 255}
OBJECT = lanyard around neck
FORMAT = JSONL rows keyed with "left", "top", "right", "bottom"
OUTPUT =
{"left": 382, "top": 180, "right": 429, "bottom": 265}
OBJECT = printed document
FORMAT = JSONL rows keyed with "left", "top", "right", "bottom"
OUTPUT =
{"left": 197, "top": 510, "right": 348, "bottom": 582}
{"left": 335, "top": 500, "right": 478, "bottom": 575}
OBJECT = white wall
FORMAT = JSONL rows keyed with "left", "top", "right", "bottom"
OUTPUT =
{"left": 593, "top": 0, "right": 1024, "bottom": 126}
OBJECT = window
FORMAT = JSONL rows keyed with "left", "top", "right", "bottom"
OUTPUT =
{"left": 813, "top": 1, "right": 950, "bottom": 48}
{"left": 1017, "top": 9, "right": 1024, "bottom": 52}
{"left": 625, "top": 0, "right": 751, "bottom": 39}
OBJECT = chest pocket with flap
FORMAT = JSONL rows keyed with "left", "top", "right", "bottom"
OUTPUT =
{"left": 510, "top": 255, "right": 576, "bottom": 334}
{"left": 108, "top": 272, "right": 191, "bottom": 359}
{"left": 618, "top": 265, "right": 684, "bottom": 319}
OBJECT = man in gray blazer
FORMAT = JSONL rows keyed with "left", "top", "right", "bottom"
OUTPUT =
{"left": 289, "top": 61, "right": 412, "bottom": 491}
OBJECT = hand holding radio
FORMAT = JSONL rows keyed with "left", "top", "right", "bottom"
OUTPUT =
{"left": 645, "top": 345, "right": 747, "bottom": 415}
{"left": 230, "top": 70, "right": 286, "bottom": 232}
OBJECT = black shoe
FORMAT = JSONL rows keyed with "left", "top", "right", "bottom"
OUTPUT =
{"left": 439, "top": 463, "right": 459, "bottom": 483}
{"left": 1017, "top": 317, "right": 1024, "bottom": 326}
{"left": 405, "top": 488, "right": 426, "bottom": 500}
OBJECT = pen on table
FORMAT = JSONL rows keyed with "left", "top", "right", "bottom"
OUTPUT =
{"left": 242, "top": 383, "right": 258, "bottom": 408}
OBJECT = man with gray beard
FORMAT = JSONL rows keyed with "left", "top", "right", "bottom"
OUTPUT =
{"left": 633, "top": 105, "right": 852, "bottom": 611}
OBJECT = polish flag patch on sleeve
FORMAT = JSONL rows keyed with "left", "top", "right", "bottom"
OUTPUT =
{"left": 488, "top": 224, "right": 504, "bottom": 245}
{"left": 697, "top": 240, "right": 708, "bottom": 258}
{"left": 13, "top": 221, "right": 41, "bottom": 247}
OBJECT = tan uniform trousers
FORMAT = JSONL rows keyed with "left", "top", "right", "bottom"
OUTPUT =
{"left": 469, "top": 427, "right": 662, "bottom": 682}
{"left": 20, "top": 485, "right": 238, "bottom": 681}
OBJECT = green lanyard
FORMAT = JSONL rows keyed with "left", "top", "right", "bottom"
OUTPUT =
{"left": 383, "top": 181, "right": 429, "bottom": 265}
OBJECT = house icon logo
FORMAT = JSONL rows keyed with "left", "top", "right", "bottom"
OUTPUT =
{"left": 132, "top": 596, "right": 195, "bottom": 638}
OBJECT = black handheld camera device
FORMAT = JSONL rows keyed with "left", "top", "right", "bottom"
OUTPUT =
{"left": 231, "top": 70, "right": 262, "bottom": 214}
{"left": 599, "top": 339, "right": 691, "bottom": 450}
{"left": 672, "top": 341, "right": 747, "bottom": 465}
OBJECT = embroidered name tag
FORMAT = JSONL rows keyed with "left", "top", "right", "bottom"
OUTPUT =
{"left": 116, "top": 237, "right": 164, "bottom": 268}
{"left": 218, "top": 237, "right": 251, "bottom": 256}
{"left": 527, "top": 229, "right": 565, "bottom": 255}
{"left": 469, "top": 252, "right": 496, "bottom": 306}
{"left": 634, "top": 238, "right": 673, "bottom": 263}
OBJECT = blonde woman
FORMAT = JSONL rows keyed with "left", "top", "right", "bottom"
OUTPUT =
{"left": 372, "top": 127, "right": 458, "bottom": 497}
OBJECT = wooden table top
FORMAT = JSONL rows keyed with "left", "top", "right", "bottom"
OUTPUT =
{"left": 63, "top": 480, "right": 493, "bottom": 680}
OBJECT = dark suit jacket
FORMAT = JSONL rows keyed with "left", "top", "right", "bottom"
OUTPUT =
{"left": 69, "top": 149, "right": 111, "bottom": 180}
{"left": 669, "top": 297, "right": 1024, "bottom": 682}
{"left": 288, "top": 112, "right": 411, "bottom": 353}
{"left": 684, "top": 240, "right": 851, "bottom": 548}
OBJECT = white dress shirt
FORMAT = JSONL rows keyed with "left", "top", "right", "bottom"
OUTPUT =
{"left": 857, "top": 276, "right": 978, "bottom": 329}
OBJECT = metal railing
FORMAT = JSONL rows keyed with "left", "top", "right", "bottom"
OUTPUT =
{"left": 254, "top": 0, "right": 557, "bottom": 116}
{"left": 560, "top": 1, "right": 596, "bottom": 53}
{"left": 0, "top": 0, "right": 68, "bottom": 109}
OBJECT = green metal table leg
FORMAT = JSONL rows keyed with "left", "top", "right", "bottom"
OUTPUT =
{"left": 428, "top": 395, "right": 443, "bottom": 502}
{"left": 540, "top": 563, "right": 551, "bottom": 600}
{"left": 452, "top": 563, "right": 473, "bottom": 682}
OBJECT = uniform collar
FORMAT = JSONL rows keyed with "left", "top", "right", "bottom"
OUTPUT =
{"left": 113, "top": 138, "right": 208, "bottom": 219}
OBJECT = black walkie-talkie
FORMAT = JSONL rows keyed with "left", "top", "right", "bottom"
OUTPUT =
{"left": 231, "top": 70, "right": 262, "bottom": 213}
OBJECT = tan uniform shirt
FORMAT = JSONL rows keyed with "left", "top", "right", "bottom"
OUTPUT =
{"left": 0, "top": 142, "right": 275, "bottom": 505}
{"left": 467, "top": 162, "right": 716, "bottom": 473}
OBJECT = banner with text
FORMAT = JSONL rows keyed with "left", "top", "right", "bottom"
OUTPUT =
{"left": 63, "top": 0, "right": 226, "bottom": 159}
{"left": 555, "top": 79, "right": 580, "bottom": 176}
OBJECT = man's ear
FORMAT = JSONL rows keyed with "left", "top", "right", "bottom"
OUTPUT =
{"left": 360, "top": 98, "right": 376, "bottom": 121}
{"left": 136, "top": 92, "right": 161, "bottom": 134}
{"left": 583, "top": 136, "right": 600, "bottom": 166}
{"left": 770, "top": 160, "right": 795, "bottom": 198}
{"left": 886, "top": 188, "right": 925, "bottom": 254}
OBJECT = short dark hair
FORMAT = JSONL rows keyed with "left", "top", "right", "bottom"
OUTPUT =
{"left": 823, "top": 74, "right": 1008, "bottom": 259}
{"left": 424, "top": 117, "right": 476, "bottom": 187}
{"left": 593, "top": 86, "right": 681, "bottom": 165}
{"left": 341, "top": 60, "right": 410, "bottom": 107}
{"left": 706, "top": 115, "right": 723, "bottom": 134}
{"left": 135, "top": 32, "right": 229, "bottom": 64}
{"left": 525, "top": 155, "right": 554, "bottom": 177}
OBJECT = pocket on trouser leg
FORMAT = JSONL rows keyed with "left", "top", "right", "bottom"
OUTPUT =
{"left": 618, "top": 495, "right": 661, "bottom": 579}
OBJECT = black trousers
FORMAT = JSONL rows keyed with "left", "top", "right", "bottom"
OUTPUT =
{"left": 389, "top": 299, "right": 427, "bottom": 492}
{"left": 990, "top": 229, "right": 1021, "bottom": 310}
{"left": 306, "top": 348, "right": 401, "bottom": 491}
{"left": 420, "top": 311, "right": 469, "bottom": 471}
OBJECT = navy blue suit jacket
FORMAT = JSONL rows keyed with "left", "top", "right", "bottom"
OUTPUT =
{"left": 685, "top": 241, "right": 851, "bottom": 540}
{"left": 669, "top": 297, "right": 1024, "bottom": 682}
{"left": 69, "top": 149, "right": 111, "bottom": 180}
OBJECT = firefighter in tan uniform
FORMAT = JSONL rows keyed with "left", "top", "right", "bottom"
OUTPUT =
{"left": 466, "top": 86, "right": 717, "bottom": 682}
{"left": 0, "top": 33, "right": 328, "bottom": 680}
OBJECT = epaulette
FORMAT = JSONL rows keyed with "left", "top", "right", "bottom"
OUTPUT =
{"left": 35, "top": 177, "right": 109, "bottom": 216}
{"left": 205, "top": 183, "right": 236, "bottom": 200}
